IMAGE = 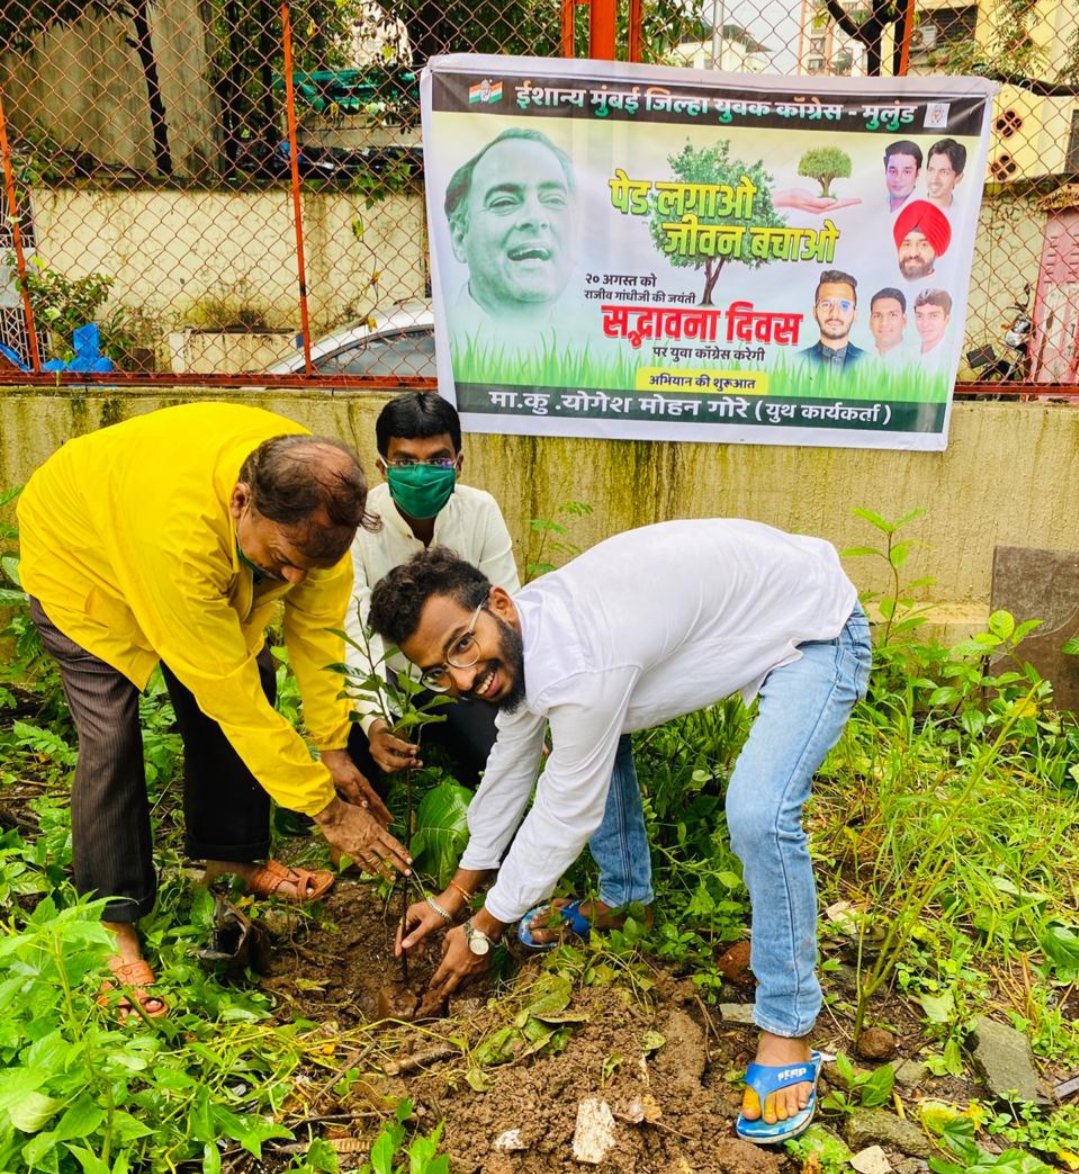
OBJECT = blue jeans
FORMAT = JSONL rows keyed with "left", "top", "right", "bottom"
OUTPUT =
{"left": 588, "top": 605, "right": 870, "bottom": 1038}
{"left": 588, "top": 734, "right": 655, "bottom": 908}
{"left": 727, "top": 604, "right": 871, "bottom": 1037}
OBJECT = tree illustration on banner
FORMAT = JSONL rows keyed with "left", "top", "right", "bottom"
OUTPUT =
{"left": 648, "top": 141, "right": 784, "bottom": 306}
{"left": 798, "top": 146, "right": 853, "bottom": 199}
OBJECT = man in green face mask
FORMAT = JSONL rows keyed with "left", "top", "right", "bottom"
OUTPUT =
{"left": 343, "top": 392, "right": 520, "bottom": 789}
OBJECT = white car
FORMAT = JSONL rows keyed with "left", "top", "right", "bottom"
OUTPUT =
{"left": 267, "top": 301, "right": 435, "bottom": 379}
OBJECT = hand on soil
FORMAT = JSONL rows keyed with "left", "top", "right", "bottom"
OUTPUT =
{"left": 395, "top": 898, "right": 448, "bottom": 956}
{"left": 427, "top": 925, "right": 491, "bottom": 1001}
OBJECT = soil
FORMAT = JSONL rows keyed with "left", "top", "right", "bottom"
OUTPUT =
{"left": 251, "top": 877, "right": 933, "bottom": 1174}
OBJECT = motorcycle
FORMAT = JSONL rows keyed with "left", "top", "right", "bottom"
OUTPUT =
{"left": 965, "top": 283, "right": 1033, "bottom": 382}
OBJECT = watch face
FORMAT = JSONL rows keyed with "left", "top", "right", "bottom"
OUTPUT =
{"left": 466, "top": 924, "right": 491, "bottom": 955}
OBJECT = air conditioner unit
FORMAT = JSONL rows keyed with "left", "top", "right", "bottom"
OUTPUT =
{"left": 911, "top": 21, "right": 937, "bottom": 50}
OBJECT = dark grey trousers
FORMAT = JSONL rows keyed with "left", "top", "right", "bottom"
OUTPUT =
{"left": 31, "top": 597, "right": 275, "bottom": 923}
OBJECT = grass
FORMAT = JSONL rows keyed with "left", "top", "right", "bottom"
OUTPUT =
{"left": 451, "top": 334, "right": 952, "bottom": 404}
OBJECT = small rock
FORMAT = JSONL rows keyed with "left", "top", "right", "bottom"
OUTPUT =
{"left": 895, "top": 1161, "right": 928, "bottom": 1174}
{"left": 856, "top": 1028, "right": 898, "bottom": 1061}
{"left": 716, "top": 941, "right": 755, "bottom": 989}
{"left": 493, "top": 1129, "right": 526, "bottom": 1152}
{"left": 969, "top": 1016, "right": 1052, "bottom": 1106}
{"left": 573, "top": 1099, "right": 617, "bottom": 1165}
{"left": 719, "top": 1002, "right": 757, "bottom": 1025}
{"left": 894, "top": 1060, "right": 928, "bottom": 1089}
{"left": 851, "top": 1145, "right": 892, "bottom": 1174}
{"left": 614, "top": 1094, "right": 662, "bottom": 1124}
{"left": 846, "top": 1109, "right": 932, "bottom": 1159}
{"left": 830, "top": 963, "right": 861, "bottom": 995}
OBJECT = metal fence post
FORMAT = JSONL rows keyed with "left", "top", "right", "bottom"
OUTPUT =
{"left": 280, "top": 2, "right": 314, "bottom": 377}
{"left": 0, "top": 88, "right": 42, "bottom": 373}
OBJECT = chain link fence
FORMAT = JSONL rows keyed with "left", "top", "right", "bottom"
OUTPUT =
{"left": 1, "top": 0, "right": 1076, "bottom": 386}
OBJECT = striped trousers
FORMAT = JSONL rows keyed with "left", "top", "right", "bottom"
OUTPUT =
{"left": 30, "top": 598, "right": 275, "bottom": 923}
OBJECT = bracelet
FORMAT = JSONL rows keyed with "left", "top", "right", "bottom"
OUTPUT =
{"left": 426, "top": 896, "right": 453, "bottom": 924}
{"left": 448, "top": 880, "right": 473, "bottom": 904}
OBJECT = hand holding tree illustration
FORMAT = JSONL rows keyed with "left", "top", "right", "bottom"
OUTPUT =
{"left": 774, "top": 188, "right": 862, "bottom": 214}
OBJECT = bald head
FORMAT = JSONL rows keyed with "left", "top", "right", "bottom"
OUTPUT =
{"left": 238, "top": 434, "right": 378, "bottom": 563}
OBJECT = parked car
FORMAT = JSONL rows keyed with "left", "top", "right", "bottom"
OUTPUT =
{"left": 266, "top": 302, "right": 434, "bottom": 379}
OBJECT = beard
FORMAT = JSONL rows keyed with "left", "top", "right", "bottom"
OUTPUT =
{"left": 491, "top": 615, "right": 527, "bottom": 714}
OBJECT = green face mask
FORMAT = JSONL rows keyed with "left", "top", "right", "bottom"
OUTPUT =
{"left": 385, "top": 464, "right": 457, "bottom": 520}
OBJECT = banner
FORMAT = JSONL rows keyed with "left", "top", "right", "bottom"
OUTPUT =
{"left": 421, "top": 55, "right": 996, "bottom": 450}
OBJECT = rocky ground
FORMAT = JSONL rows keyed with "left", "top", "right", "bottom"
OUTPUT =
{"left": 248, "top": 877, "right": 1067, "bottom": 1173}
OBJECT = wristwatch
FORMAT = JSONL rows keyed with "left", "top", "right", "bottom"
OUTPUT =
{"left": 463, "top": 918, "right": 495, "bottom": 956}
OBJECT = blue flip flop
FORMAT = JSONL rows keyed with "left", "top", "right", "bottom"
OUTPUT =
{"left": 517, "top": 898, "right": 593, "bottom": 951}
{"left": 735, "top": 1050, "right": 823, "bottom": 1145}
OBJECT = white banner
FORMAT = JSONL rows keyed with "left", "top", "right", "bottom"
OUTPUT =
{"left": 422, "top": 54, "right": 996, "bottom": 450}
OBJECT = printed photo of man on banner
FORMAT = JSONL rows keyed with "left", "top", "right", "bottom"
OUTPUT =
{"left": 421, "top": 54, "right": 996, "bottom": 451}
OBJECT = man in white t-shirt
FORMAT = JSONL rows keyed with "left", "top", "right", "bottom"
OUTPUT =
{"left": 368, "top": 521, "right": 871, "bottom": 1145}
{"left": 344, "top": 392, "right": 519, "bottom": 787}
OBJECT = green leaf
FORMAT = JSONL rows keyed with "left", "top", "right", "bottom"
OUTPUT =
{"left": 523, "top": 973, "right": 572, "bottom": 1020}
{"left": 8, "top": 1090, "right": 60, "bottom": 1132}
{"left": 987, "top": 610, "right": 1016, "bottom": 640}
{"left": 302, "top": 1137, "right": 340, "bottom": 1173}
{"left": 919, "top": 990, "right": 955, "bottom": 1024}
{"left": 851, "top": 506, "right": 894, "bottom": 533}
{"left": 1039, "top": 922, "right": 1079, "bottom": 978}
{"left": 54, "top": 1099, "right": 105, "bottom": 1142}
{"left": 68, "top": 1146, "right": 111, "bottom": 1174}
{"left": 641, "top": 1030, "right": 665, "bottom": 1054}
{"left": 1062, "top": 637, "right": 1079, "bottom": 656}
{"left": 409, "top": 784, "right": 472, "bottom": 888}
{"left": 859, "top": 1064, "right": 894, "bottom": 1107}
{"left": 840, "top": 545, "right": 880, "bottom": 558}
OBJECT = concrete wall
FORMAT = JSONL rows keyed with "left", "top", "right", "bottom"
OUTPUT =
{"left": 3, "top": 388, "right": 1078, "bottom": 636}
{"left": 0, "top": 0, "right": 216, "bottom": 179}
{"left": 29, "top": 188, "right": 427, "bottom": 337}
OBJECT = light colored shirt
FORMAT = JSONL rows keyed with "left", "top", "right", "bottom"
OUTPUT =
{"left": 346, "top": 481, "right": 519, "bottom": 733}
{"left": 17, "top": 402, "right": 355, "bottom": 815}
{"left": 460, "top": 519, "right": 858, "bottom": 923}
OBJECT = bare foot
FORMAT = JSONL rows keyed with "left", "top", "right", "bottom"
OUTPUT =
{"left": 524, "top": 898, "right": 652, "bottom": 946}
{"left": 740, "top": 1032, "right": 814, "bottom": 1125}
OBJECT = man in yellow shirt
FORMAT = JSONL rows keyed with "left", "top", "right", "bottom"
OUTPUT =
{"left": 18, "top": 402, "right": 412, "bottom": 1018}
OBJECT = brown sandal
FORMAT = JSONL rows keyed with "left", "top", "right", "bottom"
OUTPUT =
{"left": 247, "top": 859, "right": 334, "bottom": 903}
{"left": 98, "top": 958, "right": 168, "bottom": 1021}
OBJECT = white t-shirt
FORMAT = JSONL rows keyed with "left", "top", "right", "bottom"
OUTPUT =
{"left": 346, "top": 481, "right": 520, "bottom": 733}
{"left": 461, "top": 519, "right": 858, "bottom": 923}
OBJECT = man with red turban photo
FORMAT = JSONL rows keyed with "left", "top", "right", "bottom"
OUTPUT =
{"left": 893, "top": 199, "right": 951, "bottom": 282}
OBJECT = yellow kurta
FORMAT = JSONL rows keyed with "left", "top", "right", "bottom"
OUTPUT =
{"left": 17, "top": 402, "right": 355, "bottom": 815}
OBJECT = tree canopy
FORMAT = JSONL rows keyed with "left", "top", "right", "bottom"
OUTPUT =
{"left": 648, "top": 140, "right": 783, "bottom": 306}
{"left": 797, "top": 146, "right": 852, "bottom": 198}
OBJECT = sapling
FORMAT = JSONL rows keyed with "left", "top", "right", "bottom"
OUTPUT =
{"left": 332, "top": 613, "right": 452, "bottom": 991}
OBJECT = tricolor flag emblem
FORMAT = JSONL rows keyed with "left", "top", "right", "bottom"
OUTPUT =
{"left": 469, "top": 79, "right": 503, "bottom": 104}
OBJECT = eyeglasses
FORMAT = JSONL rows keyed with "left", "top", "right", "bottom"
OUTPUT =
{"left": 817, "top": 298, "right": 854, "bottom": 313}
{"left": 419, "top": 601, "right": 484, "bottom": 692}
{"left": 386, "top": 457, "right": 457, "bottom": 469}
